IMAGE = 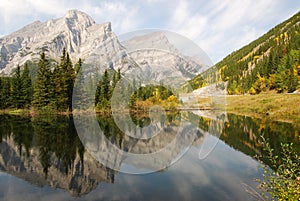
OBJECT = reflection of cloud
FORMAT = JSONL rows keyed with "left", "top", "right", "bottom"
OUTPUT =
{"left": 1, "top": 138, "right": 262, "bottom": 201}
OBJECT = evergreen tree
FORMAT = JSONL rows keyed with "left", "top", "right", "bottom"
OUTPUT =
{"left": 53, "top": 49, "right": 75, "bottom": 111}
{"left": 0, "top": 78, "right": 12, "bottom": 109}
{"left": 53, "top": 49, "right": 68, "bottom": 110}
{"left": 73, "top": 58, "right": 89, "bottom": 110}
{"left": 66, "top": 53, "right": 75, "bottom": 111}
{"left": 21, "top": 63, "right": 33, "bottom": 108}
{"left": 32, "top": 50, "right": 52, "bottom": 108}
{"left": 12, "top": 65, "right": 23, "bottom": 108}
{"left": 101, "top": 69, "right": 111, "bottom": 101}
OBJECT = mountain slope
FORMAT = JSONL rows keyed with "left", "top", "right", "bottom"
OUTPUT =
{"left": 0, "top": 10, "right": 130, "bottom": 75}
{"left": 186, "top": 11, "right": 300, "bottom": 94}
{"left": 122, "top": 32, "right": 206, "bottom": 86}
{"left": 0, "top": 10, "right": 207, "bottom": 86}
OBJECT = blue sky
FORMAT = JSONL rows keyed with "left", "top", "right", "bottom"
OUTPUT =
{"left": 0, "top": 0, "right": 299, "bottom": 63}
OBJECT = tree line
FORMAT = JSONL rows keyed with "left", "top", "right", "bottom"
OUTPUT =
{"left": 0, "top": 48, "right": 123, "bottom": 112}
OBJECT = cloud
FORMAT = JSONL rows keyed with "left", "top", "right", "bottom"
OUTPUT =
{"left": 165, "top": 0, "right": 300, "bottom": 62}
{"left": 0, "top": 0, "right": 299, "bottom": 62}
{"left": 78, "top": 1, "right": 142, "bottom": 33}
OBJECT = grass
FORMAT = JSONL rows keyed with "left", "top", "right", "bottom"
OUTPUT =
{"left": 1, "top": 93, "right": 299, "bottom": 123}
{"left": 225, "top": 93, "right": 300, "bottom": 123}
{"left": 0, "top": 108, "right": 31, "bottom": 116}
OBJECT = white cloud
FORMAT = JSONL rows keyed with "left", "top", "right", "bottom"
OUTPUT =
{"left": 79, "top": 1, "right": 142, "bottom": 33}
{"left": 165, "top": 0, "right": 299, "bottom": 62}
{"left": 0, "top": 0, "right": 299, "bottom": 62}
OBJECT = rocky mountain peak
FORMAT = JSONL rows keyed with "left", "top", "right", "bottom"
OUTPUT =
{"left": 0, "top": 10, "right": 116, "bottom": 75}
{"left": 0, "top": 10, "right": 206, "bottom": 81}
{"left": 63, "top": 9, "right": 95, "bottom": 30}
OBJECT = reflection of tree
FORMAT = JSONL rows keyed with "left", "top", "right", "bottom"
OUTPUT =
{"left": 0, "top": 115, "right": 34, "bottom": 156}
{"left": 97, "top": 115, "right": 124, "bottom": 148}
{"left": 220, "top": 114, "right": 300, "bottom": 166}
{"left": 32, "top": 115, "right": 85, "bottom": 177}
{"left": 187, "top": 112, "right": 300, "bottom": 167}
{"left": 0, "top": 114, "right": 117, "bottom": 196}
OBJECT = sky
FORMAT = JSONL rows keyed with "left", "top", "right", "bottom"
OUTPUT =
{"left": 0, "top": 0, "right": 299, "bottom": 63}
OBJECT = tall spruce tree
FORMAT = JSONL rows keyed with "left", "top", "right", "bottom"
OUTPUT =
{"left": 53, "top": 49, "right": 67, "bottom": 111}
{"left": 21, "top": 63, "right": 33, "bottom": 108}
{"left": 33, "top": 50, "right": 52, "bottom": 108}
{"left": 12, "top": 65, "right": 23, "bottom": 108}
{"left": 53, "top": 49, "right": 75, "bottom": 111}
{"left": 72, "top": 58, "right": 89, "bottom": 110}
{"left": 101, "top": 69, "right": 111, "bottom": 101}
{"left": 66, "top": 53, "right": 75, "bottom": 111}
{"left": 0, "top": 78, "right": 11, "bottom": 109}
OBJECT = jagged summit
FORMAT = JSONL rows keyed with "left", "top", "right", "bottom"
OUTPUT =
{"left": 0, "top": 10, "right": 113, "bottom": 74}
{"left": 0, "top": 10, "right": 206, "bottom": 83}
{"left": 63, "top": 9, "right": 96, "bottom": 31}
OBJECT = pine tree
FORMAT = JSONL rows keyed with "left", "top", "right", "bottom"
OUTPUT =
{"left": 0, "top": 78, "right": 12, "bottom": 109}
{"left": 12, "top": 65, "right": 23, "bottom": 108}
{"left": 101, "top": 69, "right": 110, "bottom": 101}
{"left": 53, "top": 49, "right": 67, "bottom": 110}
{"left": 33, "top": 50, "right": 52, "bottom": 108}
{"left": 66, "top": 53, "right": 75, "bottom": 111}
{"left": 73, "top": 58, "right": 89, "bottom": 110}
{"left": 21, "top": 63, "right": 33, "bottom": 108}
{"left": 53, "top": 49, "right": 75, "bottom": 111}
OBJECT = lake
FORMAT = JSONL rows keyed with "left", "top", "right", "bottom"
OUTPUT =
{"left": 0, "top": 112, "right": 299, "bottom": 201}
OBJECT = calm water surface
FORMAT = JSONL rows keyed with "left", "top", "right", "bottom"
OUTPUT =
{"left": 0, "top": 112, "right": 299, "bottom": 201}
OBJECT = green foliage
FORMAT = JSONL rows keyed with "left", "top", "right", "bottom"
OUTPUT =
{"left": 12, "top": 65, "right": 23, "bottom": 108}
{"left": 32, "top": 50, "right": 53, "bottom": 108}
{"left": 53, "top": 49, "right": 75, "bottom": 111}
{"left": 6, "top": 63, "right": 33, "bottom": 109}
{"left": 0, "top": 77, "right": 12, "bottom": 109}
{"left": 258, "top": 136, "right": 300, "bottom": 200}
{"left": 21, "top": 63, "right": 33, "bottom": 108}
{"left": 95, "top": 68, "right": 122, "bottom": 112}
{"left": 187, "top": 12, "right": 300, "bottom": 94}
{"left": 129, "top": 84, "right": 178, "bottom": 111}
{"left": 0, "top": 49, "right": 84, "bottom": 113}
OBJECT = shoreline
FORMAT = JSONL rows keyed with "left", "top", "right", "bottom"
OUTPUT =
{"left": 1, "top": 93, "right": 299, "bottom": 124}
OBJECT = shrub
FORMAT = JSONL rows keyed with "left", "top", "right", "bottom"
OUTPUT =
{"left": 258, "top": 136, "right": 300, "bottom": 200}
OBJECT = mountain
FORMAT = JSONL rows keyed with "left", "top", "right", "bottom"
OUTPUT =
{"left": 0, "top": 10, "right": 206, "bottom": 85}
{"left": 0, "top": 136, "right": 116, "bottom": 196}
{"left": 186, "top": 11, "right": 300, "bottom": 94}
{"left": 0, "top": 114, "right": 207, "bottom": 191}
{"left": 0, "top": 10, "right": 113, "bottom": 74}
{"left": 122, "top": 32, "right": 207, "bottom": 86}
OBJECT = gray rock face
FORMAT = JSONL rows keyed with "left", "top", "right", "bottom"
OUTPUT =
{"left": 121, "top": 32, "right": 207, "bottom": 86}
{"left": 0, "top": 10, "right": 113, "bottom": 74}
{"left": 0, "top": 10, "right": 206, "bottom": 84}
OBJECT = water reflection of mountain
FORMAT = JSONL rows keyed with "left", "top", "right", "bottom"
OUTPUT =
{"left": 0, "top": 113, "right": 206, "bottom": 196}
{"left": 0, "top": 115, "right": 116, "bottom": 196}
{"left": 0, "top": 113, "right": 299, "bottom": 196}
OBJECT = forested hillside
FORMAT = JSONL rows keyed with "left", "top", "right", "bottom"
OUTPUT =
{"left": 187, "top": 11, "right": 300, "bottom": 94}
